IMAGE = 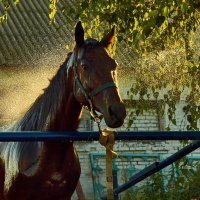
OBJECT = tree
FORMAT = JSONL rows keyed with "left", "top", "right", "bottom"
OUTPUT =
{"left": 1, "top": 0, "right": 200, "bottom": 130}
{"left": 74, "top": 0, "right": 200, "bottom": 130}
{"left": 74, "top": 0, "right": 200, "bottom": 50}
{"left": 64, "top": 0, "right": 199, "bottom": 130}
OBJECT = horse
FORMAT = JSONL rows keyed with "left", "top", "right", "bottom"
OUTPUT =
{"left": 0, "top": 21, "right": 126, "bottom": 200}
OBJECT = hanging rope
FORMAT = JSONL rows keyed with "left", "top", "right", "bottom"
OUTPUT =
{"left": 99, "top": 129, "right": 117, "bottom": 200}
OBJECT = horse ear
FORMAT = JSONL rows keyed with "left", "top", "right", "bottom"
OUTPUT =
{"left": 100, "top": 26, "right": 115, "bottom": 49}
{"left": 75, "top": 21, "right": 84, "bottom": 47}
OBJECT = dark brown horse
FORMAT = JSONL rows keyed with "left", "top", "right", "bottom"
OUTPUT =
{"left": 0, "top": 22, "right": 126, "bottom": 200}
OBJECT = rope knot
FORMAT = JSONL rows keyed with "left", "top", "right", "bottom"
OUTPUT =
{"left": 99, "top": 129, "right": 117, "bottom": 158}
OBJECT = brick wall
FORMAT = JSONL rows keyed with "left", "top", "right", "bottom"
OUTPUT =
{"left": 73, "top": 101, "right": 200, "bottom": 199}
{"left": 74, "top": 139, "right": 199, "bottom": 199}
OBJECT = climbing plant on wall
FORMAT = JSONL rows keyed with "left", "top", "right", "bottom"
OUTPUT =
{"left": 70, "top": 0, "right": 200, "bottom": 130}
{"left": 0, "top": 0, "right": 200, "bottom": 130}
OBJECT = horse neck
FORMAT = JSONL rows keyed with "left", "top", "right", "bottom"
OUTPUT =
{"left": 48, "top": 92, "right": 82, "bottom": 131}
{"left": 47, "top": 60, "right": 83, "bottom": 131}
{"left": 42, "top": 72, "right": 83, "bottom": 157}
{"left": 43, "top": 92, "right": 82, "bottom": 151}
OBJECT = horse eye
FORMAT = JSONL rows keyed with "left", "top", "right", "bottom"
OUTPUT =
{"left": 81, "top": 64, "right": 89, "bottom": 70}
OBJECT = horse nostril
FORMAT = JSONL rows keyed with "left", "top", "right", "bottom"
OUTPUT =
{"left": 108, "top": 105, "right": 114, "bottom": 116}
{"left": 108, "top": 103, "right": 126, "bottom": 120}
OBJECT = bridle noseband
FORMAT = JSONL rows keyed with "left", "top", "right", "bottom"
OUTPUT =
{"left": 71, "top": 51, "right": 117, "bottom": 124}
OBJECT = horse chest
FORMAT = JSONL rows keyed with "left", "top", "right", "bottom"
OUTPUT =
{"left": 45, "top": 172, "right": 67, "bottom": 188}
{"left": 36, "top": 142, "right": 81, "bottom": 189}
{"left": 4, "top": 142, "right": 81, "bottom": 200}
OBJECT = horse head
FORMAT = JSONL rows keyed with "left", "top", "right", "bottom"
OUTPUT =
{"left": 70, "top": 21, "right": 126, "bottom": 128}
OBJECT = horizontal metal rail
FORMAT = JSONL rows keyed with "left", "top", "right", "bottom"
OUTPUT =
{"left": 0, "top": 131, "right": 199, "bottom": 141}
{"left": 0, "top": 130, "right": 200, "bottom": 200}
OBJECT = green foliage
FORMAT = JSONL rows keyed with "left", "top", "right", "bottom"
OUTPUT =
{"left": 70, "top": 1, "right": 200, "bottom": 131}
{"left": 48, "top": 0, "right": 58, "bottom": 24}
{"left": 122, "top": 160, "right": 200, "bottom": 200}
{"left": 66, "top": 1, "right": 200, "bottom": 131}
{"left": 73, "top": 0, "right": 200, "bottom": 51}
{"left": 0, "top": 0, "right": 199, "bottom": 130}
{"left": 0, "top": 0, "right": 19, "bottom": 23}
{"left": 126, "top": 31, "right": 200, "bottom": 131}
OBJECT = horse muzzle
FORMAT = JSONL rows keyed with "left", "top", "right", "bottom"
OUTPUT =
{"left": 104, "top": 102, "right": 126, "bottom": 128}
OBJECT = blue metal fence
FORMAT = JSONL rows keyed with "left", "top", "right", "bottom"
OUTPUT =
{"left": 0, "top": 131, "right": 200, "bottom": 200}
{"left": 0, "top": 131, "right": 200, "bottom": 141}
{"left": 90, "top": 153, "right": 164, "bottom": 199}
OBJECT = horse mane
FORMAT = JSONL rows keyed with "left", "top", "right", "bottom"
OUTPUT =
{"left": 11, "top": 53, "right": 72, "bottom": 131}
{"left": 0, "top": 53, "right": 73, "bottom": 191}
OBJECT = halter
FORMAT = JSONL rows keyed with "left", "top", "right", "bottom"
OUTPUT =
{"left": 71, "top": 51, "right": 117, "bottom": 125}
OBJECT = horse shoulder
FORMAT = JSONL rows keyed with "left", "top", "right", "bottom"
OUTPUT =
{"left": 17, "top": 142, "right": 43, "bottom": 176}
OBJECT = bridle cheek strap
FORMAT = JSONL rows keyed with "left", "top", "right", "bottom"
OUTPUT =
{"left": 74, "top": 77, "right": 90, "bottom": 100}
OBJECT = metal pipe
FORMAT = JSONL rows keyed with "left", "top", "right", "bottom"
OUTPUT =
{"left": 0, "top": 131, "right": 200, "bottom": 141}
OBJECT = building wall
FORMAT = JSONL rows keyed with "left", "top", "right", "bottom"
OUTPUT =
{"left": 73, "top": 101, "right": 200, "bottom": 199}
{"left": 0, "top": 98, "right": 199, "bottom": 199}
